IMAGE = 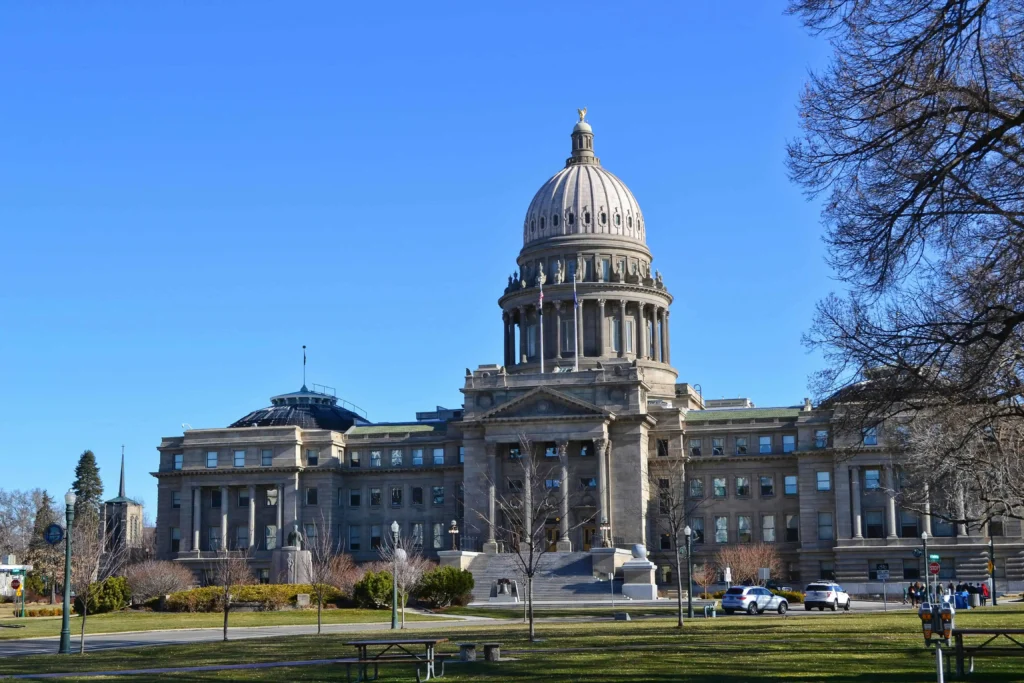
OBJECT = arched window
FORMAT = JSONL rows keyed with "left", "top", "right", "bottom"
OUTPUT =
{"left": 600, "top": 212, "right": 607, "bottom": 225}
{"left": 584, "top": 212, "right": 591, "bottom": 225}
{"left": 568, "top": 213, "right": 575, "bottom": 226}
{"left": 628, "top": 216, "right": 633, "bottom": 228}
{"left": 540, "top": 217, "right": 545, "bottom": 230}
{"left": 531, "top": 220, "right": 535, "bottom": 233}
{"left": 615, "top": 214, "right": 621, "bottom": 226}
{"left": 553, "top": 214, "right": 559, "bottom": 227}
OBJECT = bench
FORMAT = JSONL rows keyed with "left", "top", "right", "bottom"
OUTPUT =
{"left": 482, "top": 642, "right": 501, "bottom": 662}
{"left": 345, "top": 654, "right": 454, "bottom": 682}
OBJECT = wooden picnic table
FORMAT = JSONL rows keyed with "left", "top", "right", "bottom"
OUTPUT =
{"left": 952, "top": 628, "right": 1024, "bottom": 677}
{"left": 345, "top": 638, "right": 449, "bottom": 682}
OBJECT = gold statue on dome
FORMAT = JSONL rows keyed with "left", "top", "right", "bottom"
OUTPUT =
{"left": 577, "top": 107, "right": 587, "bottom": 122}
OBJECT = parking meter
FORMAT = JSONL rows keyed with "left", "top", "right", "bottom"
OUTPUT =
{"left": 918, "top": 600, "right": 955, "bottom": 647}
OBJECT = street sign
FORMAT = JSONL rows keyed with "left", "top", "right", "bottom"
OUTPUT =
{"left": 44, "top": 523, "right": 64, "bottom": 546}
{"left": 758, "top": 568, "right": 771, "bottom": 581}
{"left": 877, "top": 570, "right": 890, "bottom": 581}
{"left": 929, "top": 553, "right": 941, "bottom": 561}
{"left": 928, "top": 561, "right": 941, "bottom": 575}
{"left": 913, "top": 548, "right": 923, "bottom": 558}
{"left": 10, "top": 579, "right": 20, "bottom": 590}
{"left": 875, "top": 563, "right": 890, "bottom": 571}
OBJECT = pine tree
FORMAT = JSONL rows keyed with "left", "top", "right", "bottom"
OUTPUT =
{"left": 72, "top": 450, "right": 104, "bottom": 520}
{"left": 26, "top": 491, "right": 62, "bottom": 603}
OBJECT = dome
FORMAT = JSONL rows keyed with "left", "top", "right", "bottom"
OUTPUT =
{"left": 229, "top": 386, "right": 370, "bottom": 431}
{"left": 523, "top": 115, "right": 644, "bottom": 246}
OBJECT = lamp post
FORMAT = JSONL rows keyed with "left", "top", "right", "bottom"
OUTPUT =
{"left": 58, "top": 489, "right": 76, "bottom": 655}
{"left": 989, "top": 536, "right": 997, "bottom": 606}
{"left": 683, "top": 525, "right": 694, "bottom": 619}
{"left": 921, "top": 531, "right": 930, "bottom": 602}
{"left": 390, "top": 520, "right": 399, "bottom": 630}
{"left": 448, "top": 520, "right": 459, "bottom": 550}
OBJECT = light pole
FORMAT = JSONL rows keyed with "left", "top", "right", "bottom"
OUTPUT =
{"left": 683, "top": 525, "right": 694, "bottom": 619}
{"left": 921, "top": 531, "right": 930, "bottom": 602}
{"left": 448, "top": 519, "right": 459, "bottom": 550}
{"left": 58, "top": 489, "right": 76, "bottom": 655}
{"left": 989, "top": 536, "right": 997, "bottom": 606}
{"left": 390, "top": 520, "right": 399, "bottom": 630}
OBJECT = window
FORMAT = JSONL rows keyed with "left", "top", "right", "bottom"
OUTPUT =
{"left": 658, "top": 479, "right": 670, "bottom": 514}
{"left": 459, "top": 446, "right": 465, "bottom": 463}
{"left": 689, "top": 478, "right": 704, "bottom": 498}
{"left": 207, "top": 451, "right": 218, "bottom": 468}
{"left": 784, "top": 475, "right": 798, "bottom": 495}
{"left": 390, "top": 449, "right": 403, "bottom": 466}
{"left": 209, "top": 527, "right": 222, "bottom": 550}
{"left": 370, "top": 525, "right": 382, "bottom": 549}
{"left": 689, "top": 517, "right": 704, "bottom": 543}
{"left": 737, "top": 516, "right": 752, "bottom": 542}
{"left": 238, "top": 489, "right": 249, "bottom": 508}
{"left": 656, "top": 439, "right": 670, "bottom": 457}
{"left": 236, "top": 526, "right": 249, "bottom": 550}
{"left": 600, "top": 258, "right": 611, "bottom": 281}
{"left": 760, "top": 475, "right": 774, "bottom": 497}
{"left": 933, "top": 516, "right": 954, "bottom": 537}
{"left": 611, "top": 317, "right": 621, "bottom": 352}
{"left": 814, "top": 430, "right": 828, "bottom": 449}
{"left": 544, "top": 445, "right": 558, "bottom": 458}
{"left": 305, "top": 488, "right": 318, "bottom": 506}
{"left": 712, "top": 438, "right": 724, "bottom": 456}
{"left": 789, "top": 563, "right": 801, "bottom": 583}
{"left": 660, "top": 533, "right": 672, "bottom": 550}
{"left": 391, "top": 486, "right": 403, "bottom": 507}
{"left": 783, "top": 435, "right": 796, "bottom": 453}
{"left": 735, "top": 476, "right": 750, "bottom": 497}
{"left": 713, "top": 477, "right": 727, "bottom": 498}
{"left": 554, "top": 214, "right": 560, "bottom": 227}
{"left": 526, "top": 323, "right": 537, "bottom": 357}
{"left": 762, "top": 515, "right": 776, "bottom": 542}
{"left": 432, "top": 486, "right": 445, "bottom": 505}
{"left": 303, "top": 449, "right": 317, "bottom": 466}
{"left": 211, "top": 489, "right": 222, "bottom": 508}
{"left": 785, "top": 514, "right": 799, "bottom": 542}
{"left": 901, "top": 510, "right": 919, "bottom": 538}
{"left": 625, "top": 319, "right": 634, "bottom": 353}
{"left": 689, "top": 439, "right": 702, "bottom": 456}
{"left": 508, "top": 445, "right": 521, "bottom": 459}
{"left": 411, "top": 449, "right": 423, "bottom": 465}
{"left": 433, "top": 523, "right": 444, "bottom": 549}
{"left": 865, "top": 510, "right": 884, "bottom": 538}
{"left": 560, "top": 318, "right": 573, "bottom": 352}
{"left": 903, "top": 559, "right": 921, "bottom": 580}
{"left": 433, "top": 448, "right": 445, "bottom": 465}
{"left": 545, "top": 479, "right": 561, "bottom": 490}
{"left": 347, "top": 489, "right": 360, "bottom": 507}
{"left": 735, "top": 437, "right": 747, "bottom": 455}
{"left": 714, "top": 516, "right": 729, "bottom": 543}
{"left": 580, "top": 444, "right": 591, "bottom": 457}
{"left": 170, "top": 527, "right": 180, "bottom": 553}
{"left": 350, "top": 451, "right": 361, "bottom": 468}
{"left": 233, "top": 450, "right": 245, "bottom": 467}
{"left": 264, "top": 524, "right": 277, "bottom": 550}
{"left": 817, "top": 512, "right": 834, "bottom": 540}
{"left": 261, "top": 449, "right": 273, "bottom": 466}
{"left": 412, "top": 523, "right": 424, "bottom": 550}
{"left": 370, "top": 450, "right": 382, "bottom": 467}
{"left": 600, "top": 211, "right": 607, "bottom": 225}
{"left": 990, "top": 518, "right": 1005, "bottom": 536}
{"left": 304, "top": 523, "right": 317, "bottom": 544}
{"left": 172, "top": 492, "right": 181, "bottom": 509}
{"left": 759, "top": 436, "right": 772, "bottom": 454}
{"left": 864, "top": 469, "right": 881, "bottom": 490}
{"left": 863, "top": 426, "right": 878, "bottom": 445}
{"left": 939, "top": 558, "right": 956, "bottom": 580}
{"left": 580, "top": 476, "right": 597, "bottom": 489}
{"left": 820, "top": 562, "right": 835, "bottom": 580}
{"left": 173, "top": 454, "right": 183, "bottom": 470}
{"left": 349, "top": 526, "right": 361, "bottom": 551}
{"left": 816, "top": 471, "right": 831, "bottom": 491}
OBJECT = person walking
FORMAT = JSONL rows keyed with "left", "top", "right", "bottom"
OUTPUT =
{"left": 981, "top": 581, "right": 990, "bottom": 607}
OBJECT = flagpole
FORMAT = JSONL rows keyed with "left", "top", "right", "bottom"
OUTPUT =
{"left": 573, "top": 277, "right": 579, "bottom": 372}
{"left": 539, "top": 279, "right": 545, "bottom": 374}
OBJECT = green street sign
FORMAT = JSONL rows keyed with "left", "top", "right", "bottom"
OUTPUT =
{"left": 929, "top": 554, "right": 941, "bottom": 561}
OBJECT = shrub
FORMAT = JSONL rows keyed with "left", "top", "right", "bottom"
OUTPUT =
{"left": 415, "top": 566, "right": 474, "bottom": 608}
{"left": 162, "top": 584, "right": 341, "bottom": 613}
{"left": 27, "top": 608, "right": 63, "bottom": 617}
{"left": 74, "top": 576, "right": 131, "bottom": 615}
{"left": 772, "top": 589, "right": 803, "bottom": 604}
{"left": 125, "top": 560, "right": 195, "bottom": 602}
{"left": 710, "top": 590, "right": 727, "bottom": 599}
{"left": 353, "top": 571, "right": 393, "bottom": 609}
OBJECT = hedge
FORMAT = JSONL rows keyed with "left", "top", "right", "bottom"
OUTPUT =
{"left": 163, "top": 584, "right": 341, "bottom": 612}
{"left": 772, "top": 589, "right": 803, "bottom": 603}
{"left": 74, "top": 576, "right": 130, "bottom": 615}
{"left": 27, "top": 608, "right": 63, "bottom": 617}
{"left": 352, "top": 571, "right": 393, "bottom": 609}
{"left": 415, "top": 566, "right": 474, "bottom": 608}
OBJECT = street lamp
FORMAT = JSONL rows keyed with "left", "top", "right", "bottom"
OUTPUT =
{"left": 683, "top": 525, "right": 694, "bottom": 619}
{"left": 390, "top": 520, "right": 399, "bottom": 630}
{"left": 989, "top": 535, "right": 998, "bottom": 607}
{"left": 921, "top": 531, "right": 930, "bottom": 602}
{"left": 448, "top": 520, "right": 459, "bottom": 550}
{"left": 59, "top": 489, "right": 76, "bottom": 655}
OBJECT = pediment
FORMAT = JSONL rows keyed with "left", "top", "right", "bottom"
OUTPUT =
{"left": 478, "top": 387, "right": 611, "bottom": 421}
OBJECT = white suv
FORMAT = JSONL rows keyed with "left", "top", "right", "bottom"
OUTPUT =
{"left": 803, "top": 582, "right": 851, "bottom": 611}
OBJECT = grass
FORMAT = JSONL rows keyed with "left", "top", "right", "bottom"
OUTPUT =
{"left": 1, "top": 604, "right": 1022, "bottom": 681}
{"left": 444, "top": 604, "right": 701, "bottom": 620}
{"left": 0, "top": 608, "right": 441, "bottom": 640}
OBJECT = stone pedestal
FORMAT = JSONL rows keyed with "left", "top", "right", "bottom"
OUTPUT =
{"left": 437, "top": 550, "right": 481, "bottom": 571}
{"left": 590, "top": 547, "right": 632, "bottom": 577}
{"left": 483, "top": 541, "right": 499, "bottom": 555}
{"left": 271, "top": 547, "right": 311, "bottom": 584}
{"left": 620, "top": 545, "right": 658, "bottom": 600}
{"left": 556, "top": 539, "right": 573, "bottom": 552}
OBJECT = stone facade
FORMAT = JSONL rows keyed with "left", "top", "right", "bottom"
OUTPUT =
{"left": 153, "top": 115, "right": 1024, "bottom": 590}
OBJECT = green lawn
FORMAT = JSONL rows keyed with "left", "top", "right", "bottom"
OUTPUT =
{"left": 0, "top": 608, "right": 442, "bottom": 640}
{"left": 1, "top": 604, "right": 1022, "bottom": 681}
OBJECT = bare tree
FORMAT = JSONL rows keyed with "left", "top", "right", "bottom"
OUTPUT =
{"left": 307, "top": 514, "right": 352, "bottom": 635}
{"left": 692, "top": 561, "right": 719, "bottom": 598}
{"left": 484, "top": 434, "right": 586, "bottom": 641}
{"left": 0, "top": 489, "right": 44, "bottom": 558}
{"left": 207, "top": 548, "right": 254, "bottom": 642}
{"left": 787, "top": 0, "right": 1024, "bottom": 523}
{"left": 68, "top": 514, "right": 130, "bottom": 654}
{"left": 376, "top": 534, "right": 434, "bottom": 628}
{"left": 124, "top": 560, "right": 194, "bottom": 603}
{"left": 714, "top": 544, "right": 783, "bottom": 588}
{"left": 648, "top": 456, "right": 704, "bottom": 627}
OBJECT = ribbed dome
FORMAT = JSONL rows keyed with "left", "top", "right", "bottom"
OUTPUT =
{"left": 229, "top": 386, "right": 370, "bottom": 431}
{"left": 523, "top": 117, "right": 644, "bottom": 246}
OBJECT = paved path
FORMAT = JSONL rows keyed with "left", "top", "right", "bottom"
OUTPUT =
{"left": 2, "top": 657, "right": 363, "bottom": 679}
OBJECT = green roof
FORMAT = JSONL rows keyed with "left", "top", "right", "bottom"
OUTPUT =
{"left": 684, "top": 408, "right": 802, "bottom": 422}
{"left": 348, "top": 423, "right": 445, "bottom": 435}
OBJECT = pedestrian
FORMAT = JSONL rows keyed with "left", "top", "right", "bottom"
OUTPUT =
{"left": 981, "top": 582, "right": 990, "bottom": 606}
{"left": 947, "top": 581, "right": 955, "bottom": 595}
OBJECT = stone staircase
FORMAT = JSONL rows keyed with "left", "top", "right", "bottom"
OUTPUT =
{"left": 466, "top": 551, "right": 618, "bottom": 602}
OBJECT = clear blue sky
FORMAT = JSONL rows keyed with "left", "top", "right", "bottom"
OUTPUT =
{"left": 0, "top": 2, "right": 833, "bottom": 512}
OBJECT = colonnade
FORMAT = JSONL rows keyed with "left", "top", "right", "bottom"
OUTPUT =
{"left": 178, "top": 480, "right": 296, "bottom": 552}
{"left": 846, "top": 465, "right": 946, "bottom": 539}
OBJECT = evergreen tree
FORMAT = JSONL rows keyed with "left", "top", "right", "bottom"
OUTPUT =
{"left": 72, "top": 450, "right": 104, "bottom": 519}
{"left": 26, "top": 491, "right": 62, "bottom": 603}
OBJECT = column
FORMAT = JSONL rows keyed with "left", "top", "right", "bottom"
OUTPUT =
{"left": 638, "top": 303, "right": 648, "bottom": 360}
{"left": 502, "top": 313, "right": 510, "bottom": 366}
{"left": 576, "top": 298, "right": 584, "bottom": 360}
{"left": 276, "top": 484, "right": 284, "bottom": 548}
{"left": 518, "top": 306, "right": 527, "bottom": 363}
{"left": 664, "top": 310, "right": 671, "bottom": 364}
{"left": 595, "top": 438, "right": 609, "bottom": 545}
{"left": 851, "top": 466, "right": 863, "bottom": 539}
{"left": 885, "top": 466, "right": 898, "bottom": 539}
{"left": 597, "top": 299, "right": 606, "bottom": 355}
{"left": 192, "top": 485, "right": 202, "bottom": 551}
{"left": 558, "top": 441, "right": 570, "bottom": 550}
{"left": 220, "top": 485, "right": 229, "bottom": 550}
{"left": 654, "top": 308, "right": 663, "bottom": 362}
{"left": 486, "top": 443, "right": 498, "bottom": 544}
{"left": 922, "top": 484, "right": 933, "bottom": 536}
{"left": 248, "top": 484, "right": 257, "bottom": 549}
{"left": 555, "top": 302, "right": 563, "bottom": 359}
{"left": 618, "top": 300, "right": 627, "bottom": 357}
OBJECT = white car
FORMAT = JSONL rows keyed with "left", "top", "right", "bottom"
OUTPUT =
{"left": 721, "top": 586, "right": 789, "bottom": 615}
{"left": 803, "top": 582, "right": 851, "bottom": 611}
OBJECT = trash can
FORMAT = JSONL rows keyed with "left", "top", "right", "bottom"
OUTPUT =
{"left": 954, "top": 593, "right": 969, "bottom": 610}
{"left": 969, "top": 593, "right": 981, "bottom": 608}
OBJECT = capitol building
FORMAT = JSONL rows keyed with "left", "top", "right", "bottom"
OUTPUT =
{"left": 154, "top": 115, "right": 1023, "bottom": 592}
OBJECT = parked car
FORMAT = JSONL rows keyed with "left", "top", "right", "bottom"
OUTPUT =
{"left": 721, "top": 586, "right": 789, "bottom": 615}
{"left": 803, "top": 582, "right": 851, "bottom": 611}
